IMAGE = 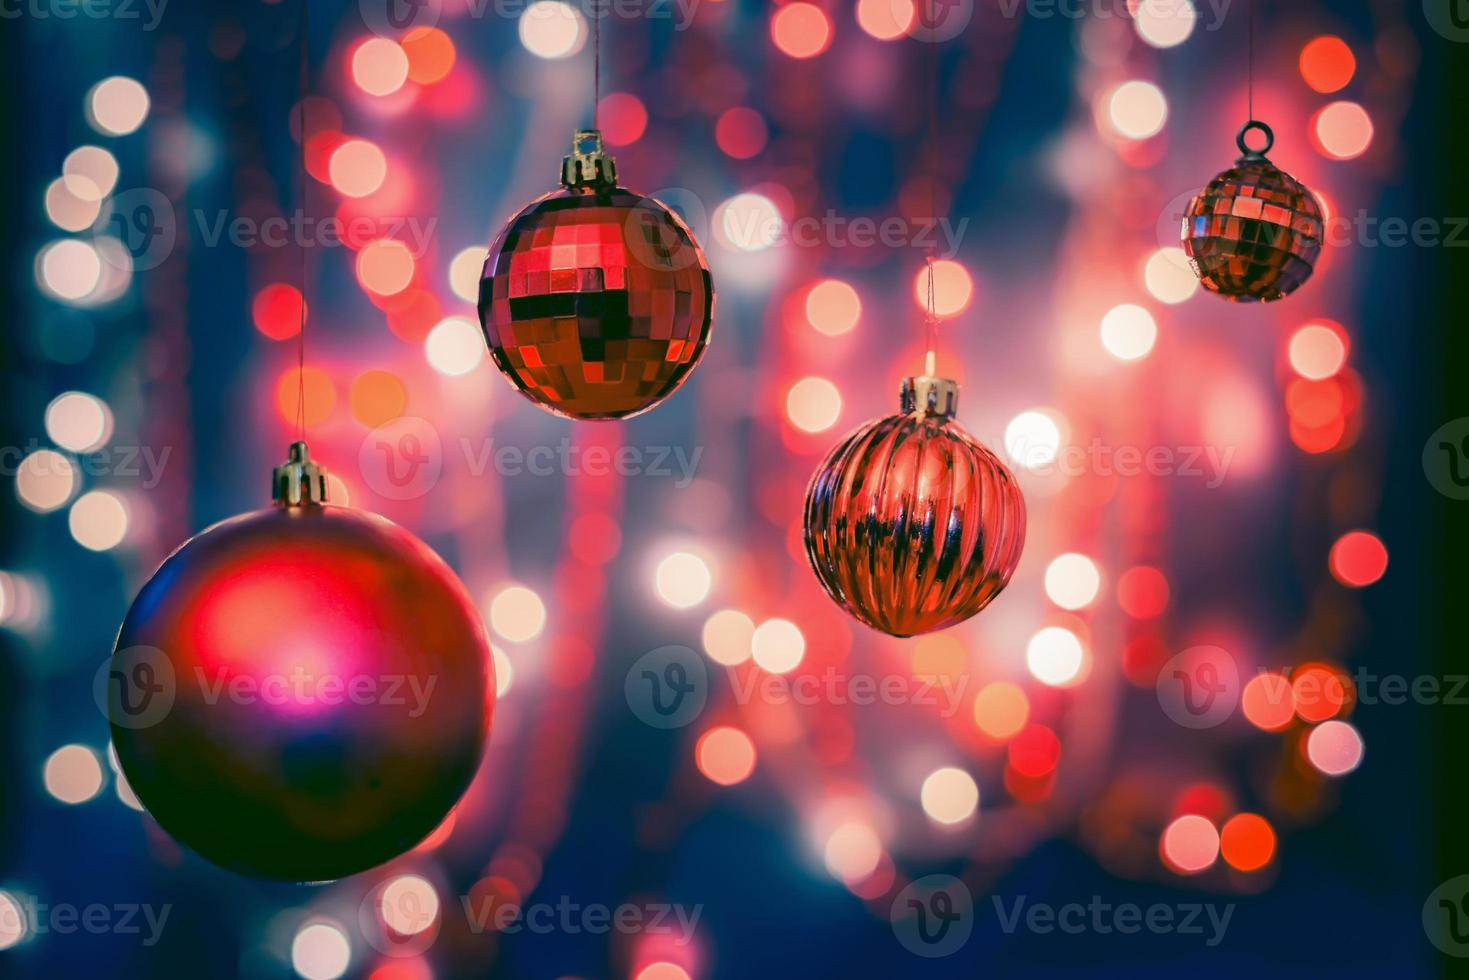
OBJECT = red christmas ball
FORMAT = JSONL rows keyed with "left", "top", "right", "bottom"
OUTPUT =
{"left": 108, "top": 446, "right": 491, "bottom": 881}
{"left": 478, "top": 130, "right": 713, "bottom": 420}
{"left": 804, "top": 377, "right": 1026, "bottom": 638}
{"left": 1181, "top": 122, "right": 1324, "bottom": 302}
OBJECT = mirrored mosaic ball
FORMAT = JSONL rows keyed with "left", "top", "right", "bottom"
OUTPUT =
{"left": 478, "top": 187, "right": 714, "bottom": 420}
{"left": 1181, "top": 159, "right": 1324, "bottom": 302}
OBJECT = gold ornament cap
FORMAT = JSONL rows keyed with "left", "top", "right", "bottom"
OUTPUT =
{"left": 272, "top": 441, "right": 329, "bottom": 507}
{"left": 561, "top": 129, "right": 618, "bottom": 190}
{"left": 901, "top": 375, "right": 960, "bottom": 419}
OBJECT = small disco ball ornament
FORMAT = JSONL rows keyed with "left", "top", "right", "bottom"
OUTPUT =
{"left": 1181, "top": 121, "right": 1324, "bottom": 302}
{"left": 108, "top": 443, "right": 492, "bottom": 882}
{"left": 804, "top": 376, "right": 1026, "bottom": 638}
{"left": 478, "top": 129, "right": 714, "bottom": 420}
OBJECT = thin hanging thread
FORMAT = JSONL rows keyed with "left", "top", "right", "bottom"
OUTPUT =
{"left": 295, "top": 0, "right": 309, "bottom": 441}
{"left": 922, "top": 30, "right": 940, "bottom": 377}
{"left": 593, "top": 7, "right": 601, "bottom": 130}
{"left": 1247, "top": 0, "right": 1254, "bottom": 121}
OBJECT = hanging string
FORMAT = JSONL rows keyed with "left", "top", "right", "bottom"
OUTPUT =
{"left": 1247, "top": 0, "right": 1254, "bottom": 121}
{"left": 593, "top": 5, "right": 601, "bottom": 130}
{"left": 295, "top": 0, "right": 310, "bottom": 441}
{"left": 922, "top": 24, "right": 940, "bottom": 377}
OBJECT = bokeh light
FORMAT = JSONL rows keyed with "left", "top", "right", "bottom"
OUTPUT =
{"left": 600, "top": 92, "right": 649, "bottom": 147}
{"left": 1299, "top": 36, "right": 1356, "bottom": 93}
{"left": 1134, "top": 0, "right": 1197, "bottom": 48}
{"left": 751, "top": 618, "right": 804, "bottom": 674}
{"left": 1329, "top": 530, "right": 1387, "bottom": 587}
{"left": 1100, "top": 303, "right": 1158, "bottom": 361}
{"left": 717, "top": 192, "right": 782, "bottom": 251}
{"left": 380, "top": 875, "right": 440, "bottom": 936}
{"left": 856, "top": 0, "right": 914, "bottom": 40}
{"left": 401, "top": 26, "right": 457, "bottom": 85}
{"left": 696, "top": 727, "right": 758, "bottom": 786}
{"left": 1117, "top": 565, "right": 1169, "bottom": 618}
{"left": 702, "top": 609, "right": 754, "bottom": 666}
{"left": 329, "top": 139, "right": 388, "bottom": 198}
{"left": 1004, "top": 410, "right": 1062, "bottom": 471}
{"left": 352, "top": 38, "right": 410, "bottom": 97}
{"left": 654, "top": 551, "right": 713, "bottom": 609}
{"left": 1044, "top": 553, "right": 1101, "bottom": 610}
{"left": 912, "top": 259, "right": 974, "bottom": 319}
{"left": 1161, "top": 814, "right": 1219, "bottom": 874}
{"left": 920, "top": 767, "right": 980, "bottom": 825}
{"left": 973, "top": 681, "right": 1029, "bottom": 741}
{"left": 275, "top": 366, "right": 337, "bottom": 428}
{"left": 804, "top": 279, "right": 861, "bottom": 336}
{"left": 349, "top": 370, "right": 408, "bottom": 427}
{"left": 252, "top": 283, "right": 306, "bottom": 341}
{"left": 1143, "top": 247, "right": 1199, "bottom": 304}
{"left": 771, "top": 3, "right": 832, "bottom": 59}
{"left": 1026, "top": 627, "right": 1084, "bottom": 687}
{"left": 16, "top": 450, "right": 77, "bottom": 513}
{"left": 87, "top": 76, "right": 150, "bottom": 135}
{"left": 1220, "top": 813, "right": 1276, "bottom": 871}
{"left": 1240, "top": 672, "right": 1295, "bottom": 731}
{"left": 823, "top": 821, "right": 882, "bottom": 883}
{"left": 1313, "top": 101, "right": 1373, "bottom": 160}
{"left": 0, "top": 891, "right": 25, "bottom": 950}
{"left": 715, "top": 106, "right": 768, "bottom": 160}
{"left": 357, "top": 239, "right": 416, "bottom": 296}
{"left": 62, "top": 146, "right": 119, "bottom": 201}
{"left": 1306, "top": 720, "right": 1364, "bottom": 776}
{"left": 786, "top": 376, "right": 842, "bottom": 433}
{"left": 448, "top": 246, "right": 488, "bottom": 303}
{"left": 45, "top": 391, "right": 113, "bottom": 452}
{"left": 69, "top": 491, "right": 129, "bottom": 552}
{"left": 291, "top": 922, "right": 352, "bottom": 980}
{"left": 1288, "top": 321, "right": 1349, "bottom": 379}
{"left": 519, "top": 1, "right": 586, "bottom": 60}
{"left": 45, "top": 178, "right": 103, "bottom": 232}
{"left": 425, "top": 316, "right": 486, "bottom": 376}
{"left": 1106, "top": 81, "right": 1168, "bottom": 140}
{"left": 489, "top": 585, "right": 547, "bottom": 643}
{"left": 43, "top": 744, "right": 104, "bottom": 804}
{"left": 38, "top": 240, "right": 103, "bottom": 301}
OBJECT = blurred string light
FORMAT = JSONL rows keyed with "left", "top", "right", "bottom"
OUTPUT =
{"left": 696, "top": 727, "right": 757, "bottom": 786}
{"left": 274, "top": 366, "right": 336, "bottom": 427}
{"left": 1143, "top": 248, "right": 1199, "bottom": 304}
{"left": 1105, "top": 81, "right": 1167, "bottom": 140}
{"left": 62, "top": 146, "right": 118, "bottom": 200}
{"left": 1116, "top": 565, "right": 1169, "bottom": 618}
{"left": 701, "top": 609, "right": 754, "bottom": 666}
{"left": 1241, "top": 672, "right": 1295, "bottom": 731}
{"left": 1220, "top": 813, "right": 1276, "bottom": 872}
{"left": 0, "top": 891, "right": 25, "bottom": 949}
{"left": 45, "top": 178, "right": 102, "bottom": 232}
{"left": 425, "top": 316, "right": 485, "bottom": 376}
{"left": 856, "top": 0, "right": 914, "bottom": 41}
{"left": 601, "top": 93, "right": 649, "bottom": 147}
{"left": 86, "top": 76, "right": 149, "bottom": 135}
{"left": 349, "top": 370, "right": 408, "bottom": 428}
{"left": 45, "top": 391, "right": 113, "bottom": 452}
{"left": 823, "top": 821, "right": 882, "bottom": 883}
{"left": 518, "top": 1, "right": 586, "bottom": 60}
{"left": 1312, "top": 101, "right": 1373, "bottom": 160}
{"left": 357, "top": 239, "right": 415, "bottom": 296}
{"left": 1299, "top": 35, "right": 1356, "bottom": 93}
{"left": 252, "top": 284, "right": 307, "bottom": 341}
{"left": 1004, "top": 410, "right": 1062, "bottom": 471}
{"left": 636, "top": 963, "right": 692, "bottom": 980}
{"left": 785, "top": 377, "right": 842, "bottom": 433}
{"left": 911, "top": 259, "right": 973, "bottom": 319}
{"left": 714, "top": 106, "right": 767, "bottom": 160}
{"left": 379, "top": 875, "right": 440, "bottom": 936}
{"left": 493, "top": 644, "right": 514, "bottom": 697}
{"left": 291, "top": 921, "right": 352, "bottom": 980}
{"left": 1026, "top": 627, "right": 1085, "bottom": 686}
{"left": 447, "top": 246, "right": 487, "bottom": 302}
{"left": 1133, "top": 0, "right": 1197, "bottom": 48}
{"left": 1043, "top": 553, "right": 1101, "bottom": 610}
{"left": 1329, "top": 530, "right": 1387, "bottom": 587}
{"left": 329, "top": 139, "right": 387, "bottom": 197}
{"left": 351, "top": 38, "right": 409, "bottom": 97}
{"left": 750, "top": 618, "right": 804, "bottom": 674}
{"left": 69, "top": 491, "right": 129, "bottom": 552}
{"left": 973, "top": 681, "right": 1029, "bottom": 740}
{"left": 1287, "top": 321, "right": 1349, "bottom": 379}
{"left": 15, "top": 450, "right": 77, "bottom": 513}
{"left": 920, "top": 767, "right": 979, "bottom": 825}
{"left": 37, "top": 239, "right": 103, "bottom": 302}
{"left": 489, "top": 585, "right": 547, "bottom": 643}
{"left": 716, "top": 192, "right": 782, "bottom": 252}
{"left": 401, "top": 27, "right": 457, "bottom": 84}
{"left": 654, "top": 551, "right": 713, "bottom": 609}
{"left": 1306, "top": 719, "right": 1364, "bottom": 776}
{"left": 1160, "top": 814, "right": 1219, "bottom": 874}
{"left": 1100, "top": 303, "right": 1158, "bottom": 361}
{"left": 804, "top": 279, "right": 861, "bottom": 336}
{"left": 770, "top": 2, "right": 832, "bottom": 60}
{"left": 43, "top": 744, "right": 104, "bottom": 804}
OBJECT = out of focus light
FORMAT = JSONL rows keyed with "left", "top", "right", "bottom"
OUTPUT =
{"left": 1106, "top": 81, "right": 1168, "bottom": 140}
{"left": 600, "top": 92, "right": 649, "bottom": 147}
{"left": 1117, "top": 565, "right": 1169, "bottom": 618}
{"left": 38, "top": 240, "right": 103, "bottom": 301}
{"left": 87, "top": 76, "right": 150, "bottom": 136}
{"left": 0, "top": 891, "right": 25, "bottom": 949}
{"left": 352, "top": 38, "right": 410, "bottom": 97}
{"left": 1026, "top": 627, "right": 1084, "bottom": 687}
{"left": 1100, "top": 303, "right": 1157, "bottom": 361}
{"left": 1292, "top": 663, "right": 1350, "bottom": 723}
{"left": 1043, "top": 553, "right": 1101, "bottom": 610}
{"left": 1288, "top": 321, "right": 1348, "bottom": 379}
{"left": 1329, "top": 530, "right": 1387, "bottom": 587}
{"left": 357, "top": 239, "right": 415, "bottom": 296}
{"left": 912, "top": 259, "right": 973, "bottom": 319}
{"left": 1134, "top": 0, "right": 1196, "bottom": 48}
{"left": 636, "top": 963, "right": 692, "bottom": 980}
{"left": 493, "top": 645, "right": 514, "bottom": 697}
{"left": 973, "top": 681, "right": 1029, "bottom": 740}
{"left": 1313, "top": 101, "right": 1373, "bottom": 160}
{"left": 401, "top": 26, "right": 457, "bottom": 84}
{"left": 448, "top": 246, "right": 487, "bottom": 303}
{"left": 275, "top": 366, "right": 337, "bottom": 427}
{"left": 63, "top": 146, "right": 119, "bottom": 201}
{"left": 715, "top": 106, "right": 768, "bottom": 159}
{"left": 696, "top": 727, "right": 757, "bottom": 786}
{"left": 489, "top": 585, "right": 546, "bottom": 642}
{"left": 329, "top": 139, "right": 388, "bottom": 198}
{"left": 920, "top": 767, "right": 979, "bottom": 825}
{"left": 380, "top": 875, "right": 439, "bottom": 936}
{"left": 1008, "top": 724, "right": 1060, "bottom": 777}
{"left": 823, "top": 821, "right": 881, "bottom": 882}
{"left": 252, "top": 283, "right": 306, "bottom": 340}
{"left": 349, "top": 370, "right": 408, "bottom": 427}
{"left": 805, "top": 279, "right": 861, "bottom": 336}
{"left": 1306, "top": 719, "right": 1363, "bottom": 776}
{"left": 1004, "top": 410, "right": 1062, "bottom": 470}
{"left": 702, "top": 609, "right": 754, "bottom": 666}
{"left": 786, "top": 377, "right": 842, "bottom": 433}
{"left": 1143, "top": 248, "right": 1199, "bottom": 304}
{"left": 1220, "top": 813, "right": 1276, "bottom": 871}
{"left": 291, "top": 922, "right": 352, "bottom": 980}
{"left": 425, "top": 316, "right": 485, "bottom": 376}
{"left": 1299, "top": 36, "right": 1356, "bottom": 93}
{"left": 1161, "top": 814, "right": 1219, "bottom": 873}
{"left": 519, "top": 1, "right": 586, "bottom": 60}
{"left": 751, "top": 618, "right": 804, "bottom": 674}
{"left": 46, "top": 391, "right": 113, "bottom": 452}
{"left": 69, "top": 491, "right": 129, "bottom": 552}
{"left": 717, "top": 192, "right": 782, "bottom": 251}
{"left": 654, "top": 551, "right": 712, "bottom": 609}
{"left": 16, "top": 450, "right": 77, "bottom": 513}
{"left": 857, "top": 0, "right": 914, "bottom": 40}
{"left": 1240, "top": 672, "right": 1294, "bottom": 731}
{"left": 43, "top": 744, "right": 103, "bottom": 804}
{"left": 771, "top": 2, "right": 832, "bottom": 59}
{"left": 45, "top": 178, "right": 103, "bottom": 232}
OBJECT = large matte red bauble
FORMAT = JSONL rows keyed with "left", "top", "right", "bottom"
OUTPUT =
{"left": 478, "top": 185, "right": 714, "bottom": 420}
{"left": 804, "top": 377, "right": 1026, "bottom": 638}
{"left": 109, "top": 504, "right": 492, "bottom": 882}
{"left": 1181, "top": 122, "right": 1324, "bottom": 302}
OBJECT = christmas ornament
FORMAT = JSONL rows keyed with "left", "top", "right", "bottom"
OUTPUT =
{"left": 108, "top": 443, "right": 492, "bottom": 882}
{"left": 804, "top": 375, "right": 1026, "bottom": 638}
{"left": 1181, "top": 121, "right": 1324, "bottom": 302}
{"left": 477, "top": 129, "right": 714, "bottom": 420}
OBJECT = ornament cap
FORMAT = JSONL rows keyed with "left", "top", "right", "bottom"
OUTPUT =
{"left": 901, "top": 375, "right": 960, "bottom": 419}
{"left": 1235, "top": 120, "right": 1275, "bottom": 162}
{"left": 273, "top": 441, "right": 329, "bottom": 507}
{"left": 561, "top": 129, "right": 618, "bottom": 191}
